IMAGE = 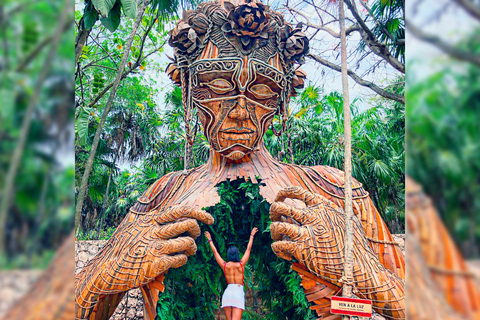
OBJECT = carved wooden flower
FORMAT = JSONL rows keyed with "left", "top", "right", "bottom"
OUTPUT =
{"left": 168, "top": 21, "right": 198, "bottom": 54}
{"left": 280, "top": 23, "right": 309, "bottom": 64}
{"left": 188, "top": 12, "right": 209, "bottom": 35}
{"left": 223, "top": 2, "right": 269, "bottom": 40}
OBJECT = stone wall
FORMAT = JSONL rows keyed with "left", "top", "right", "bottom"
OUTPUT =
{"left": 0, "top": 270, "right": 42, "bottom": 317}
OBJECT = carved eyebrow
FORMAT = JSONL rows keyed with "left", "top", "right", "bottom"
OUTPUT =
{"left": 190, "top": 58, "right": 243, "bottom": 72}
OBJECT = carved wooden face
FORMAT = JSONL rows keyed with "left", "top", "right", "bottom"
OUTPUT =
{"left": 189, "top": 58, "right": 286, "bottom": 160}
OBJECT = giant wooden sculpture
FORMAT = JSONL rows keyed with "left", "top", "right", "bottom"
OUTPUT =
{"left": 75, "top": 1, "right": 405, "bottom": 319}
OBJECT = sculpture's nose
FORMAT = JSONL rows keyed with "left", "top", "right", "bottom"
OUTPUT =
{"left": 228, "top": 97, "right": 249, "bottom": 121}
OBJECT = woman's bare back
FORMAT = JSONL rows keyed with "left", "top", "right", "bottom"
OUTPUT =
{"left": 224, "top": 262, "right": 244, "bottom": 285}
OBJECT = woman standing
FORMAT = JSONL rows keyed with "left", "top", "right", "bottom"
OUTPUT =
{"left": 205, "top": 227, "right": 258, "bottom": 320}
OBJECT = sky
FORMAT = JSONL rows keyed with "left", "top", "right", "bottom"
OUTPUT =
{"left": 406, "top": 0, "right": 477, "bottom": 78}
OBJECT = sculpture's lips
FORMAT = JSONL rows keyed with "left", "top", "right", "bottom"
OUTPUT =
{"left": 219, "top": 127, "right": 254, "bottom": 134}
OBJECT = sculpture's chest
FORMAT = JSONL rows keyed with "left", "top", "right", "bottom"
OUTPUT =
{"left": 131, "top": 161, "right": 366, "bottom": 214}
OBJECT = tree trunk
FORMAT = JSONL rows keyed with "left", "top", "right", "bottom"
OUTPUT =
{"left": 97, "top": 156, "right": 116, "bottom": 239}
{"left": 75, "top": 17, "right": 91, "bottom": 66}
{"left": 338, "top": 0, "right": 355, "bottom": 310}
{"left": 0, "top": 0, "right": 69, "bottom": 254}
{"left": 27, "top": 169, "right": 50, "bottom": 266}
{"left": 183, "top": 139, "right": 192, "bottom": 173}
{"left": 287, "top": 130, "right": 294, "bottom": 164}
{"left": 75, "top": 1, "right": 149, "bottom": 233}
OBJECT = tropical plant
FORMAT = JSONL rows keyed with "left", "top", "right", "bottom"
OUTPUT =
{"left": 286, "top": 0, "right": 405, "bottom": 104}
{"left": 407, "top": 47, "right": 480, "bottom": 257}
{"left": 0, "top": 0, "right": 74, "bottom": 263}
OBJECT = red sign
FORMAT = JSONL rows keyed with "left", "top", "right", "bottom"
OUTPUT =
{"left": 330, "top": 296, "right": 372, "bottom": 317}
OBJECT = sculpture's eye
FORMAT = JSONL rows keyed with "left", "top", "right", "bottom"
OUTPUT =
{"left": 203, "top": 79, "right": 234, "bottom": 94}
{"left": 250, "top": 84, "right": 278, "bottom": 99}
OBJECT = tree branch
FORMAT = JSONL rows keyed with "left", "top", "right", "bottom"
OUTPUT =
{"left": 452, "top": 0, "right": 480, "bottom": 21}
{"left": 86, "top": 43, "right": 165, "bottom": 108}
{"left": 75, "top": 17, "right": 91, "bottom": 66}
{"left": 357, "top": 0, "right": 396, "bottom": 43}
{"left": 88, "top": 64, "right": 118, "bottom": 71}
{"left": 406, "top": 20, "right": 480, "bottom": 67}
{"left": 286, "top": 6, "right": 359, "bottom": 38}
{"left": 135, "top": 10, "right": 159, "bottom": 66}
{"left": 344, "top": 0, "right": 405, "bottom": 73}
{"left": 308, "top": 53, "right": 405, "bottom": 104}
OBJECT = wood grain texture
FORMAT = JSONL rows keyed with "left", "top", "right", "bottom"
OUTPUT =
{"left": 75, "top": 207, "right": 214, "bottom": 319}
{"left": 0, "top": 232, "right": 75, "bottom": 320}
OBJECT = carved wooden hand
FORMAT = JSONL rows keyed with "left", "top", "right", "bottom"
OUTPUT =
{"left": 269, "top": 186, "right": 405, "bottom": 319}
{"left": 75, "top": 205, "right": 214, "bottom": 320}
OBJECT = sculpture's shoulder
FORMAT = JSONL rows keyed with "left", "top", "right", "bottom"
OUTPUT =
{"left": 129, "top": 169, "right": 192, "bottom": 214}
{"left": 300, "top": 164, "right": 368, "bottom": 199}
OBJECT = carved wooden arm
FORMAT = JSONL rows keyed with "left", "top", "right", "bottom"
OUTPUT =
{"left": 75, "top": 206, "right": 214, "bottom": 320}
{"left": 270, "top": 186, "right": 405, "bottom": 320}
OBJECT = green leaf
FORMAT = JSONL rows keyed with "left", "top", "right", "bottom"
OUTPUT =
{"left": 387, "top": 18, "right": 400, "bottom": 33}
{"left": 83, "top": 6, "right": 99, "bottom": 30}
{"left": 92, "top": 0, "right": 116, "bottom": 17}
{"left": 0, "top": 88, "right": 15, "bottom": 130}
{"left": 100, "top": 1, "right": 121, "bottom": 32}
{"left": 76, "top": 107, "right": 93, "bottom": 146}
{"left": 120, "top": 0, "right": 137, "bottom": 19}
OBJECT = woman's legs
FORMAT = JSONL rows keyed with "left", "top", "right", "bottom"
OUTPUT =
{"left": 224, "top": 307, "right": 233, "bottom": 320}
{"left": 232, "top": 307, "right": 243, "bottom": 320}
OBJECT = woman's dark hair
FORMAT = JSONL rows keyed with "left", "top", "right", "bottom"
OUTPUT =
{"left": 227, "top": 246, "right": 240, "bottom": 262}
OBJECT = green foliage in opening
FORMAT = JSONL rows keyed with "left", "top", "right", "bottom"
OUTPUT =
{"left": 157, "top": 179, "right": 316, "bottom": 320}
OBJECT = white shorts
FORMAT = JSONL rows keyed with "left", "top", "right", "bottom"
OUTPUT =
{"left": 221, "top": 284, "right": 245, "bottom": 310}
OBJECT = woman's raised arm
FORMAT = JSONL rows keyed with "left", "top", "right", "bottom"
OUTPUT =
{"left": 240, "top": 227, "right": 258, "bottom": 265}
{"left": 205, "top": 231, "right": 226, "bottom": 267}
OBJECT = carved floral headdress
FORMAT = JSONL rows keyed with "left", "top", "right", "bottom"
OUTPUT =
{"left": 166, "top": 0, "right": 309, "bottom": 106}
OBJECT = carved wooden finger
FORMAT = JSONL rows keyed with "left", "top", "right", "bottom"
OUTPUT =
{"left": 270, "top": 201, "right": 315, "bottom": 224}
{"left": 271, "top": 241, "right": 298, "bottom": 261}
{"left": 152, "top": 236, "right": 197, "bottom": 257}
{"left": 158, "top": 254, "right": 188, "bottom": 272}
{"left": 270, "top": 222, "right": 306, "bottom": 241}
{"left": 156, "top": 206, "right": 214, "bottom": 225}
{"left": 274, "top": 186, "right": 322, "bottom": 206}
{"left": 155, "top": 218, "right": 201, "bottom": 239}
